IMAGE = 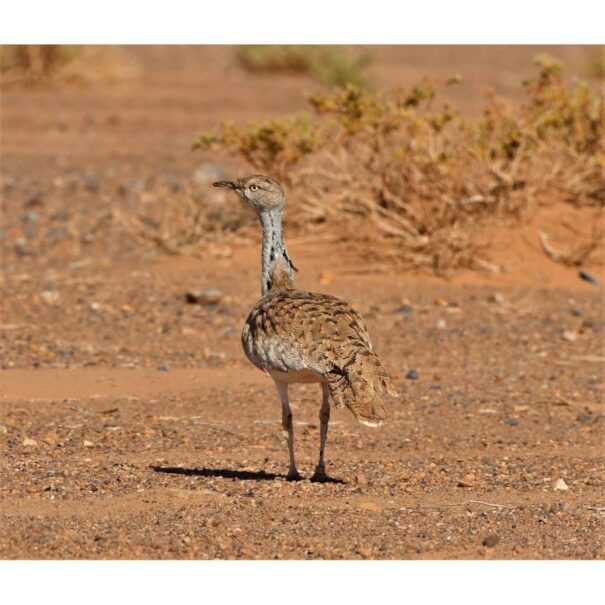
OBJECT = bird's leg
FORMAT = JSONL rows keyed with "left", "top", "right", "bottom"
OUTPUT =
{"left": 273, "top": 378, "right": 302, "bottom": 481}
{"left": 311, "top": 383, "right": 331, "bottom": 482}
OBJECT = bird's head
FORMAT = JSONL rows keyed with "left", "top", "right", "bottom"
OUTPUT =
{"left": 213, "top": 175, "right": 285, "bottom": 214}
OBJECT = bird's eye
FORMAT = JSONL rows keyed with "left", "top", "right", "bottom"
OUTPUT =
{"left": 249, "top": 184, "right": 258, "bottom": 191}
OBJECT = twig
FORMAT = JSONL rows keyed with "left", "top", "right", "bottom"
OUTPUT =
{"left": 467, "top": 499, "right": 516, "bottom": 510}
{"left": 418, "top": 503, "right": 462, "bottom": 509}
{"left": 538, "top": 230, "right": 599, "bottom": 266}
{"left": 418, "top": 499, "right": 516, "bottom": 510}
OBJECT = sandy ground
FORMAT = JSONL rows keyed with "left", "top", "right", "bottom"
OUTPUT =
{"left": 1, "top": 46, "right": 603, "bottom": 559}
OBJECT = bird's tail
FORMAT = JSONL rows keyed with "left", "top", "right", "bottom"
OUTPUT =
{"left": 326, "top": 349, "right": 398, "bottom": 427}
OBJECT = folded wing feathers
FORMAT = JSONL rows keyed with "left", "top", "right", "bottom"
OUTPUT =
{"left": 243, "top": 289, "right": 398, "bottom": 427}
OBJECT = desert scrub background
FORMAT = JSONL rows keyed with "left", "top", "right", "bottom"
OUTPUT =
{"left": 0, "top": 45, "right": 139, "bottom": 87}
{"left": 235, "top": 45, "right": 373, "bottom": 89}
{"left": 135, "top": 56, "right": 603, "bottom": 275}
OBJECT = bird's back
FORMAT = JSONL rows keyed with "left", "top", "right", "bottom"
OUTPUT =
{"left": 241, "top": 287, "right": 396, "bottom": 426}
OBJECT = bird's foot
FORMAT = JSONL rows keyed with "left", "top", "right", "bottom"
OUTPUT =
{"left": 286, "top": 469, "right": 303, "bottom": 481}
{"left": 310, "top": 467, "right": 328, "bottom": 483}
{"left": 310, "top": 466, "right": 345, "bottom": 484}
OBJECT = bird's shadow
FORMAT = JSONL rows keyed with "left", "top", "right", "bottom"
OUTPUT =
{"left": 151, "top": 465, "right": 345, "bottom": 484}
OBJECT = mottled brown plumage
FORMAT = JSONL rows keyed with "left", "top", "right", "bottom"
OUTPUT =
{"left": 213, "top": 176, "right": 396, "bottom": 481}
{"left": 242, "top": 266, "right": 395, "bottom": 427}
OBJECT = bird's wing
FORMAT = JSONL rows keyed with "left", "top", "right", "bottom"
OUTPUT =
{"left": 242, "top": 290, "right": 397, "bottom": 425}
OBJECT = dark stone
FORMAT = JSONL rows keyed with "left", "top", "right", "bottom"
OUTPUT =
{"left": 482, "top": 534, "right": 500, "bottom": 547}
{"left": 579, "top": 269, "right": 599, "bottom": 286}
{"left": 505, "top": 418, "right": 519, "bottom": 426}
{"left": 25, "top": 194, "right": 44, "bottom": 208}
{"left": 406, "top": 369, "right": 419, "bottom": 380}
{"left": 395, "top": 305, "right": 414, "bottom": 316}
{"left": 82, "top": 174, "right": 99, "bottom": 192}
{"left": 157, "top": 365, "right": 169, "bottom": 372}
{"left": 169, "top": 178, "right": 183, "bottom": 193}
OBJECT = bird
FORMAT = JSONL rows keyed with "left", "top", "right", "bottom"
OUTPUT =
{"left": 213, "top": 175, "right": 397, "bottom": 482}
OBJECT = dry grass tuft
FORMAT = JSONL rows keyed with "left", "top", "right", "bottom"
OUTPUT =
{"left": 235, "top": 45, "right": 373, "bottom": 89}
{"left": 0, "top": 45, "right": 139, "bottom": 88}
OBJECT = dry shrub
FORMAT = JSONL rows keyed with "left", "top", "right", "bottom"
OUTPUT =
{"left": 0, "top": 45, "right": 139, "bottom": 87}
{"left": 187, "top": 56, "right": 602, "bottom": 274}
{"left": 236, "top": 45, "right": 372, "bottom": 88}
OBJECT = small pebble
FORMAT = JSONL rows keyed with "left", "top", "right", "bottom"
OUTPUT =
{"left": 82, "top": 174, "right": 99, "bottom": 192}
{"left": 562, "top": 329, "right": 577, "bottom": 342}
{"left": 406, "top": 370, "right": 419, "bottom": 380}
{"left": 395, "top": 305, "right": 414, "bottom": 316}
{"left": 504, "top": 418, "right": 519, "bottom": 426}
{"left": 579, "top": 269, "right": 599, "bottom": 286}
{"left": 554, "top": 478, "right": 569, "bottom": 491}
{"left": 157, "top": 365, "right": 169, "bottom": 372}
{"left": 482, "top": 534, "right": 500, "bottom": 548}
{"left": 169, "top": 178, "right": 183, "bottom": 193}
{"left": 49, "top": 227, "right": 68, "bottom": 241}
{"left": 22, "top": 211, "right": 39, "bottom": 223}
{"left": 435, "top": 319, "right": 447, "bottom": 330}
{"left": 14, "top": 238, "right": 28, "bottom": 256}
{"left": 131, "top": 178, "right": 146, "bottom": 192}
{"left": 185, "top": 288, "right": 223, "bottom": 305}
{"left": 25, "top": 194, "right": 44, "bottom": 207}
{"left": 41, "top": 290, "right": 60, "bottom": 304}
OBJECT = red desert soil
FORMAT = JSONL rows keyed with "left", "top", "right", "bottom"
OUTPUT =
{"left": 0, "top": 46, "right": 603, "bottom": 559}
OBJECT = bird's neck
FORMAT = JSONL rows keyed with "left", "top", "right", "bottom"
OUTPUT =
{"left": 259, "top": 209, "right": 294, "bottom": 296}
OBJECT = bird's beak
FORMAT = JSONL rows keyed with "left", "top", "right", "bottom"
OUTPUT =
{"left": 213, "top": 180, "right": 236, "bottom": 189}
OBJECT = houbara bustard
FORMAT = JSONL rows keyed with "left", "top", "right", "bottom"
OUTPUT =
{"left": 214, "top": 175, "right": 397, "bottom": 481}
